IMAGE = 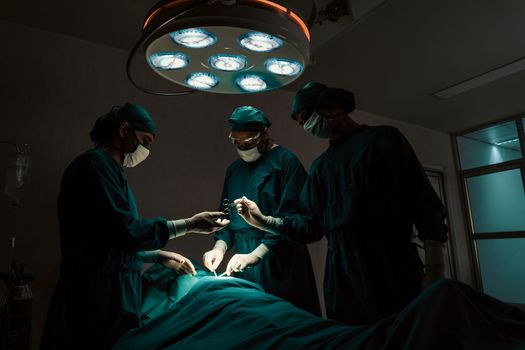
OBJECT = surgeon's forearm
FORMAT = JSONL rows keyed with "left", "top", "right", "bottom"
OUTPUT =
{"left": 168, "top": 219, "right": 189, "bottom": 239}
{"left": 259, "top": 215, "right": 284, "bottom": 235}
{"left": 214, "top": 240, "right": 228, "bottom": 254}
{"left": 140, "top": 250, "right": 160, "bottom": 263}
{"left": 252, "top": 243, "right": 270, "bottom": 259}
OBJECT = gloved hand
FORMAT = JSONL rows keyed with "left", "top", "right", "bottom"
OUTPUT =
{"left": 421, "top": 241, "right": 446, "bottom": 290}
{"left": 234, "top": 197, "right": 268, "bottom": 230}
{"left": 226, "top": 253, "right": 260, "bottom": 276}
{"left": 203, "top": 248, "right": 225, "bottom": 272}
{"left": 185, "top": 211, "right": 230, "bottom": 234}
{"left": 421, "top": 264, "right": 445, "bottom": 291}
{"left": 157, "top": 250, "right": 196, "bottom": 275}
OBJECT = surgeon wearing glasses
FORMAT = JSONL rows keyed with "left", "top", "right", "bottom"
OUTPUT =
{"left": 203, "top": 106, "right": 321, "bottom": 316}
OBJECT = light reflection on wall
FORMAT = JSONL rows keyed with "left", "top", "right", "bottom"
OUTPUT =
{"left": 489, "top": 144, "right": 504, "bottom": 164}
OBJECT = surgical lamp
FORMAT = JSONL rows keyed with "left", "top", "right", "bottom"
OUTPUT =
{"left": 127, "top": 0, "right": 316, "bottom": 95}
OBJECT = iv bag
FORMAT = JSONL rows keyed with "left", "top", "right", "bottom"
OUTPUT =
{"left": 4, "top": 154, "right": 31, "bottom": 203}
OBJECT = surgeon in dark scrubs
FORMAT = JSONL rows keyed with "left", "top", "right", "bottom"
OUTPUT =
{"left": 234, "top": 83, "right": 449, "bottom": 325}
{"left": 203, "top": 106, "right": 320, "bottom": 316}
{"left": 40, "top": 103, "right": 228, "bottom": 349}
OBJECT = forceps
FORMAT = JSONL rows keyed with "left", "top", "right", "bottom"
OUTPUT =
{"left": 221, "top": 198, "right": 236, "bottom": 219}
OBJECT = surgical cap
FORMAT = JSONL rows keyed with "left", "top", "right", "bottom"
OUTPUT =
{"left": 291, "top": 82, "right": 355, "bottom": 119}
{"left": 90, "top": 103, "right": 156, "bottom": 143}
{"left": 112, "top": 103, "right": 157, "bottom": 135}
{"left": 228, "top": 106, "right": 271, "bottom": 131}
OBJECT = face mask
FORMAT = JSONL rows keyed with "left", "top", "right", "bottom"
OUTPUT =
{"left": 123, "top": 144, "right": 149, "bottom": 167}
{"left": 123, "top": 131, "right": 150, "bottom": 168}
{"left": 303, "top": 112, "right": 335, "bottom": 139}
{"left": 237, "top": 146, "right": 263, "bottom": 162}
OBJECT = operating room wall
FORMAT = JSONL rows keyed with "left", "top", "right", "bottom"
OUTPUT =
{"left": 0, "top": 20, "right": 470, "bottom": 348}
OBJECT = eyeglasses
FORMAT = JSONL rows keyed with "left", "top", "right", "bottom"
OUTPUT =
{"left": 228, "top": 132, "right": 262, "bottom": 150}
{"left": 130, "top": 127, "right": 152, "bottom": 149}
{"left": 141, "top": 137, "right": 152, "bottom": 149}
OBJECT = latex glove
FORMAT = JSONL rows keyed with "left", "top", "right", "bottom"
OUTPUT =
{"left": 203, "top": 248, "right": 225, "bottom": 272}
{"left": 234, "top": 196, "right": 268, "bottom": 230}
{"left": 421, "top": 264, "right": 445, "bottom": 291}
{"left": 226, "top": 253, "right": 260, "bottom": 276}
{"left": 185, "top": 211, "right": 230, "bottom": 234}
{"left": 157, "top": 250, "right": 196, "bottom": 275}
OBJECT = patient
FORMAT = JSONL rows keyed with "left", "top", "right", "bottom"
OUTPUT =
{"left": 114, "top": 264, "right": 525, "bottom": 350}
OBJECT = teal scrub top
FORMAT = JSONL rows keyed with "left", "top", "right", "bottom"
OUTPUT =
{"left": 41, "top": 147, "right": 170, "bottom": 349}
{"left": 215, "top": 145, "right": 321, "bottom": 316}
{"left": 283, "top": 125, "right": 449, "bottom": 325}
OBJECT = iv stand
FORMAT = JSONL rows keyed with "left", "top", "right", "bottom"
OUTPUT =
{"left": 0, "top": 141, "right": 30, "bottom": 275}
{"left": 0, "top": 140, "right": 32, "bottom": 350}
{"left": 0, "top": 142, "right": 30, "bottom": 156}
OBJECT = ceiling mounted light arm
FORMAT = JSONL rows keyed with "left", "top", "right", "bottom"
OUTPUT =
{"left": 314, "top": 0, "right": 352, "bottom": 24}
{"left": 127, "top": 0, "right": 210, "bottom": 96}
{"left": 306, "top": 0, "right": 318, "bottom": 28}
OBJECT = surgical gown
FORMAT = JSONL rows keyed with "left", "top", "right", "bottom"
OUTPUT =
{"left": 215, "top": 146, "right": 321, "bottom": 316}
{"left": 282, "top": 125, "right": 448, "bottom": 325}
{"left": 40, "top": 148, "right": 171, "bottom": 349}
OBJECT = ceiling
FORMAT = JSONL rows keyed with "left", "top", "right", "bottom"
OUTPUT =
{"left": 2, "top": 0, "right": 525, "bottom": 132}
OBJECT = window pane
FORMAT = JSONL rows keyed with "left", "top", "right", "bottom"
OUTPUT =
{"left": 476, "top": 238, "right": 525, "bottom": 304}
{"left": 457, "top": 120, "right": 521, "bottom": 170}
{"left": 466, "top": 169, "right": 525, "bottom": 233}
